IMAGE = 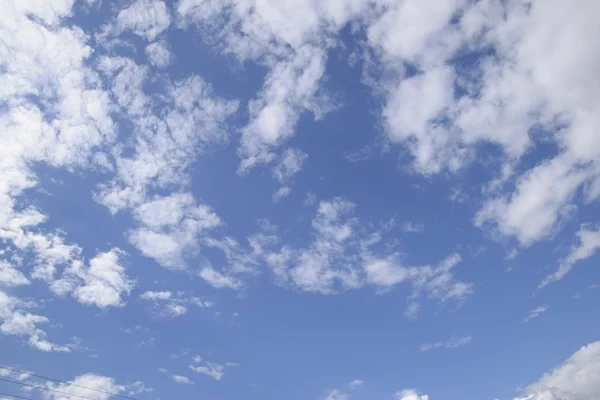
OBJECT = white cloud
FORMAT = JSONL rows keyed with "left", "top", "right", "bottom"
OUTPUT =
{"left": 394, "top": 390, "right": 429, "bottom": 400}
{"left": 177, "top": 0, "right": 367, "bottom": 173}
{"left": 50, "top": 249, "right": 134, "bottom": 309}
{"left": 349, "top": 380, "right": 364, "bottom": 388}
{"left": 172, "top": 375, "right": 193, "bottom": 384}
{"left": 42, "top": 374, "right": 125, "bottom": 400}
{"left": 140, "top": 291, "right": 172, "bottom": 301}
{"left": 365, "top": 253, "right": 472, "bottom": 303}
{"left": 114, "top": 0, "right": 171, "bottom": 41}
{"left": 402, "top": 222, "right": 425, "bottom": 233}
{"left": 304, "top": 191, "right": 317, "bottom": 206}
{"left": 238, "top": 45, "right": 328, "bottom": 173}
{"left": 0, "top": 260, "right": 29, "bottom": 287}
{"left": 257, "top": 197, "right": 472, "bottom": 311}
{"left": 146, "top": 40, "right": 172, "bottom": 68}
{"left": 521, "top": 306, "right": 547, "bottom": 325}
{"left": 322, "top": 379, "right": 365, "bottom": 400}
{"left": 362, "top": 0, "right": 600, "bottom": 251}
{"left": 159, "top": 368, "right": 193, "bottom": 384}
{"left": 324, "top": 389, "right": 349, "bottom": 400}
{"left": 128, "top": 193, "right": 222, "bottom": 269}
{"left": 189, "top": 358, "right": 238, "bottom": 381}
{"left": 139, "top": 289, "right": 213, "bottom": 317}
{"left": 273, "top": 186, "right": 292, "bottom": 202}
{"left": 514, "top": 341, "right": 600, "bottom": 400}
{"left": 93, "top": 62, "right": 237, "bottom": 271}
{"left": 273, "top": 148, "right": 308, "bottom": 183}
{"left": 404, "top": 302, "right": 421, "bottom": 319}
{"left": 0, "top": 291, "right": 69, "bottom": 352}
{"left": 539, "top": 225, "right": 600, "bottom": 289}
{"left": 0, "top": 0, "right": 117, "bottom": 316}
{"left": 199, "top": 267, "right": 242, "bottom": 290}
{"left": 420, "top": 335, "right": 471, "bottom": 352}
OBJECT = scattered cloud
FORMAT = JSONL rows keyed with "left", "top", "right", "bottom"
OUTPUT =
{"left": 349, "top": 380, "right": 364, "bottom": 388}
{"left": 42, "top": 374, "right": 127, "bottom": 400}
{"left": 146, "top": 40, "right": 172, "bottom": 68}
{"left": 113, "top": 0, "right": 171, "bottom": 41}
{"left": 139, "top": 290, "right": 213, "bottom": 317}
{"left": 199, "top": 267, "right": 243, "bottom": 290}
{"left": 189, "top": 357, "right": 239, "bottom": 381}
{"left": 394, "top": 390, "right": 429, "bottom": 400}
{"left": 0, "top": 291, "right": 70, "bottom": 352}
{"left": 49, "top": 249, "right": 134, "bottom": 309}
{"left": 273, "top": 186, "right": 292, "bottom": 203}
{"left": 171, "top": 375, "right": 193, "bottom": 384}
{"left": 539, "top": 225, "right": 600, "bottom": 289}
{"left": 323, "top": 379, "right": 365, "bottom": 400}
{"left": 0, "top": 261, "right": 30, "bottom": 287}
{"left": 420, "top": 336, "right": 472, "bottom": 352}
{"left": 404, "top": 302, "right": 421, "bottom": 319}
{"left": 272, "top": 148, "right": 308, "bottom": 183}
{"left": 521, "top": 306, "right": 548, "bottom": 325}
{"left": 158, "top": 368, "right": 193, "bottom": 384}
{"left": 401, "top": 222, "right": 425, "bottom": 233}
{"left": 304, "top": 192, "right": 317, "bottom": 206}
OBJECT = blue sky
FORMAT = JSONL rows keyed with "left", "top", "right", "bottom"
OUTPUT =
{"left": 1, "top": 1, "right": 600, "bottom": 400}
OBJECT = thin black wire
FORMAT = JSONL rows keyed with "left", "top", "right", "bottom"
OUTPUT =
{"left": 0, "top": 377, "right": 100, "bottom": 400}
{"left": 0, "top": 391, "right": 35, "bottom": 400}
{"left": 0, "top": 366, "right": 136, "bottom": 400}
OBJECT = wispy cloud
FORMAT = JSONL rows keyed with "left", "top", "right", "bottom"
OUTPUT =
{"left": 421, "top": 336, "right": 472, "bottom": 352}
{"left": 521, "top": 306, "right": 548, "bottom": 324}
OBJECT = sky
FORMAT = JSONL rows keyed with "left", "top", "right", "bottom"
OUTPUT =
{"left": 0, "top": 0, "right": 600, "bottom": 399}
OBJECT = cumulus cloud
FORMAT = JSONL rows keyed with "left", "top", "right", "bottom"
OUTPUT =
{"left": 113, "top": 0, "right": 171, "bottom": 41}
{"left": 171, "top": 374, "right": 193, "bottom": 384}
{"left": 50, "top": 249, "right": 134, "bottom": 309}
{"left": 42, "top": 373, "right": 127, "bottom": 400}
{"left": 0, "top": 261, "right": 29, "bottom": 287}
{"left": 146, "top": 40, "right": 172, "bottom": 68}
{"left": 362, "top": 0, "right": 600, "bottom": 252}
{"left": 394, "top": 390, "right": 429, "bottom": 400}
{"left": 177, "top": 0, "right": 367, "bottom": 173}
{"left": 0, "top": 291, "right": 69, "bottom": 352}
{"left": 273, "top": 186, "right": 292, "bottom": 203}
{"left": 272, "top": 148, "right": 308, "bottom": 183}
{"left": 128, "top": 193, "right": 222, "bottom": 269}
{"left": 514, "top": 341, "right": 600, "bottom": 400}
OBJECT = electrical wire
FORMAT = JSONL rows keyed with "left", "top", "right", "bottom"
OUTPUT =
{"left": 0, "top": 392, "right": 36, "bottom": 400}
{"left": 0, "top": 366, "right": 136, "bottom": 400}
{"left": 0, "top": 377, "right": 102, "bottom": 400}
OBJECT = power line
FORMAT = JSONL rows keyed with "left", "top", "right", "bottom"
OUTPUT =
{"left": 0, "top": 377, "right": 100, "bottom": 400}
{"left": 0, "top": 391, "right": 35, "bottom": 400}
{"left": 0, "top": 366, "right": 136, "bottom": 400}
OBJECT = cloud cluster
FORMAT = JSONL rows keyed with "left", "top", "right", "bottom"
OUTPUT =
{"left": 189, "top": 356, "right": 239, "bottom": 381}
{"left": 239, "top": 198, "right": 474, "bottom": 315}
{"left": 175, "top": 0, "right": 600, "bottom": 287}
{"left": 50, "top": 249, "right": 134, "bottom": 309}
{"left": 0, "top": 291, "right": 69, "bottom": 352}
{"left": 139, "top": 289, "right": 213, "bottom": 317}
